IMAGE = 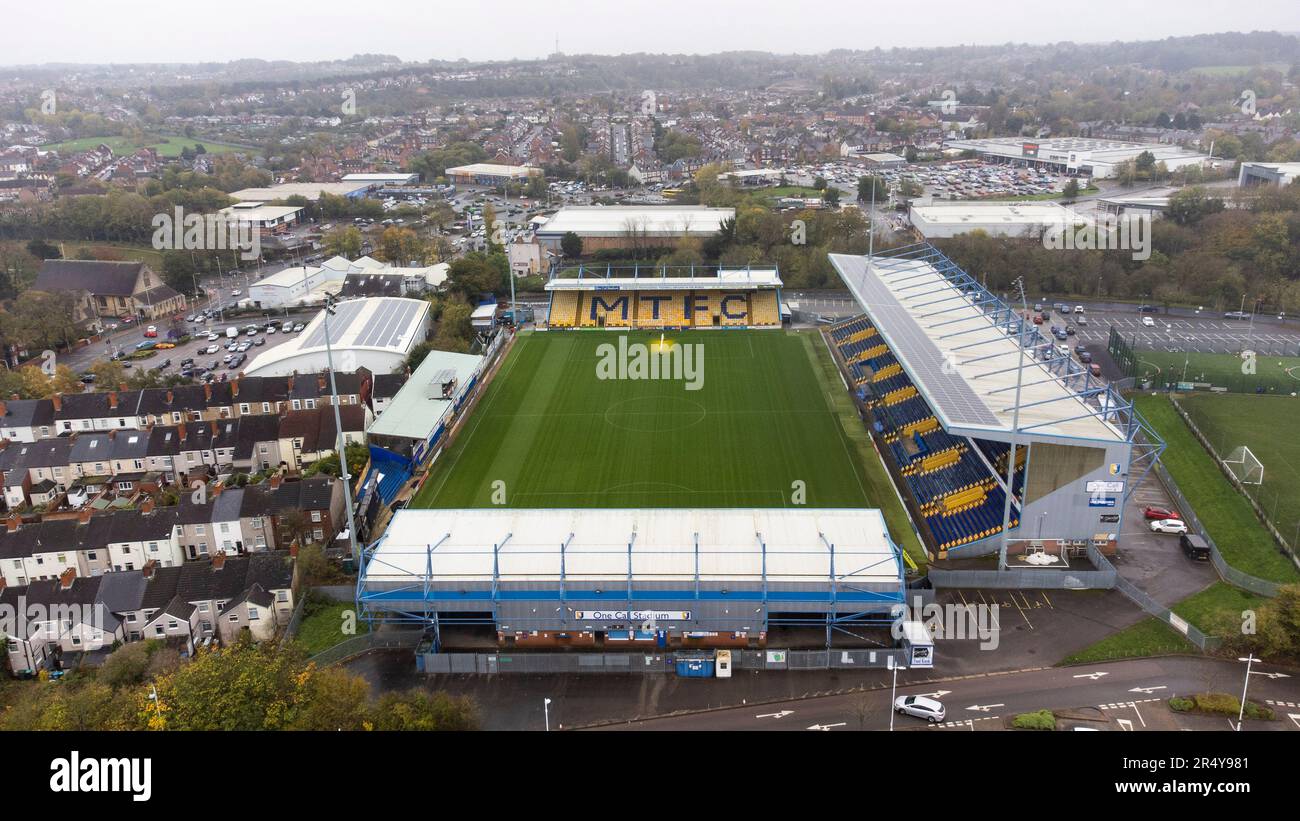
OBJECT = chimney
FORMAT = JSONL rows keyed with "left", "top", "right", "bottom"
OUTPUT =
{"left": 51, "top": 393, "right": 62, "bottom": 412}
{"left": 0, "top": 578, "right": 6, "bottom": 594}
{"left": 212, "top": 482, "right": 224, "bottom": 498}
{"left": 140, "top": 497, "right": 155, "bottom": 515}
{"left": 77, "top": 506, "right": 93, "bottom": 525}
{"left": 165, "top": 389, "right": 174, "bottom": 406}
{"left": 142, "top": 559, "right": 158, "bottom": 580}
{"left": 287, "top": 375, "right": 295, "bottom": 394}
{"left": 108, "top": 428, "right": 117, "bottom": 440}
{"left": 211, "top": 552, "right": 226, "bottom": 571}
{"left": 118, "top": 381, "right": 128, "bottom": 393}
{"left": 59, "top": 567, "right": 76, "bottom": 590}
{"left": 5, "top": 513, "right": 19, "bottom": 533}
{"left": 232, "top": 377, "right": 240, "bottom": 397}
{"left": 0, "top": 400, "right": 7, "bottom": 417}
{"left": 178, "top": 421, "right": 187, "bottom": 442}
{"left": 204, "top": 382, "right": 212, "bottom": 402}
{"left": 317, "top": 374, "right": 327, "bottom": 393}
{"left": 269, "top": 472, "right": 283, "bottom": 490}
{"left": 108, "top": 391, "right": 118, "bottom": 410}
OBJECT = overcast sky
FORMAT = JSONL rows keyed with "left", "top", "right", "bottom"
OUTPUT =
{"left": 8, "top": 0, "right": 1300, "bottom": 66}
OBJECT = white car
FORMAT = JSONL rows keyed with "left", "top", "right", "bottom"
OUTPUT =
{"left": 1142, "top": 316, "right": 1156, "bottom": 327}
{"left": 894, "top": 695, "right": 946, "bottom": 723}
{"left": 1150, "top": 518, "right": 1189, "bottom": 534}
{"left": 1074, "top": 305, "right": 1085, "bottom": 314}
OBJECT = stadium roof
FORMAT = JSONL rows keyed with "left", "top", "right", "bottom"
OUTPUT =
{"left": 364, "top": 508, "right": 901, "bottom": 585}
{"left": 829, "top": 251, "right": 1124, "bottom": 444}
{"left": 367, "top": 349, "right": 484, "bottom": 441}
{"left": 535, "top": 206, "right": 735, "bottom": 238}
{"left": 244, "top": 297, "right": 429, "bottom": 375}
{"left": 546, "top": 266, "right": 781, "bottom": 291}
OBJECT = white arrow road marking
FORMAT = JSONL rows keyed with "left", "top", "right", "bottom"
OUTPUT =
{"left": 1259, "top": 672, "right": 1292, "bottom": 679}
{"left": 756, "top": 710, "right": 793, "bottom": 719}
{"left": 913, "top": 690, "right": 952, "bottom": 699}
{"left": 807, "top": 722, "right": 846, "bottom": 731}
{"left": 966, "top": 703, "right": 1004, "bottom": 712}
{"left": 1074, "top": 672, "right": 1109, "bottom": 680}
{"left": 1129, "top": 686, "right": 1167, "bottom": 694}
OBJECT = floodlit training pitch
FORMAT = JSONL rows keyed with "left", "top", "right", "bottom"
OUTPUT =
{"left": 413, "top": 329, "right": 913, "bottom": 536}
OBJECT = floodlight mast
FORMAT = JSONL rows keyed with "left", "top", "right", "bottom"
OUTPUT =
{"left": 997, "top": 277, "right": 1029, "bottom": 570}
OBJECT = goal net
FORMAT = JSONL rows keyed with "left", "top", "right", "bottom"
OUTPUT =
{"left": 1223, "top": 446, "right": 1265, "bottom": 486}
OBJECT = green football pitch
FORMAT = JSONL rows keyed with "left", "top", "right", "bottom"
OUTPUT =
{"left": 411, "top": 329, "right": 923, "bottom": 560}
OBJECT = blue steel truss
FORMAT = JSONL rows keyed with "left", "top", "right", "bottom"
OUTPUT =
{"left": 847, "top": 243, "right": 1165, "bottom": 497}
{"left": 355, "top": 528, "right": 909, "bottom": 651}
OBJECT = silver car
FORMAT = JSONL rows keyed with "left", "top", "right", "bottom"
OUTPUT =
{"left": 894, "top": 695, "right": 946, "bottom": 723}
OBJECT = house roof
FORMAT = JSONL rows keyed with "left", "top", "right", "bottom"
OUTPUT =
{"left": 35, "top": 260, "right": 144, "bottom": 296}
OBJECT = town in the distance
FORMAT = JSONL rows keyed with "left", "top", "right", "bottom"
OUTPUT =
{"left": 1, "top": 16, "right": 1300, "bottom": 744}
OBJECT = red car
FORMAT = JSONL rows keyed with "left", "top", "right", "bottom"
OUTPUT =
{"left": 1143, "top": 506, "right": 1181, "bottom": 521}
{"left": 119, "top": 316, "right": 136, "bottom": 324}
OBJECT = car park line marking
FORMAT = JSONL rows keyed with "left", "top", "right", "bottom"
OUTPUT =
{"left": 1039, "top": 591, "right": 1054, "bottom": 609}
{"left": 1289, "top": 714, "right": 1300, "bottom": 730}
{"left": 1116, "top": 718, "right": 1134, "bottom": 731}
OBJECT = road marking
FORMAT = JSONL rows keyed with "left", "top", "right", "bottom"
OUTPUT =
{"left": 1289, "top": 713, "right": 1300, "bottom": 730}
{"left": 1117, "top": 718, "right": 1134, "bottom": 731}
{"left": 807, "top": 722, "right": 845, "bottom": 731}
{"left": 1074, "top": 671, "right": 1109, "bottom": 680}
{"left": 756, "top": 710, "right": 793, "bottom": 719}
{"left": 1128, "top": 686, "right": 1166, "bottom": 695}
{"left": 914, "top": 690, "right": 953, "bottom": 699}
{"left": 966, "top": 703, "right": 1004, "bottom": 712}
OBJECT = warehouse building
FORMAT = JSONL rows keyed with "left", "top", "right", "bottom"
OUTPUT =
{"left": 243, "top": 296, "right": 430, "bottom": 377}
{"left": 357, "top": 507, "right": 906, "bottom": 650}
{"left": 444, "top": 163, "right": 541, "bottom": 187}
{"left": 534, "top": 205, "right": 735, "bottom": 253}
{"left": 341, "top": 172, "right": 419, "bottom": 186}
{"left": 1238, "top": 161, "right": 1300, "bottom": 187}
{"left": 944, "top": 136, "right": 1210, "bottom": 179}
{"left": 229, "top": 181, "right": 373, "bottom": 202}
{"left": 909, "top": 202, "right": 1087, "bottom": 239}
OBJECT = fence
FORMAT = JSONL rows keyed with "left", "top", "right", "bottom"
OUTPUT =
{"left": 281, "top": 596, "right": 308, "bottom": 641}
{"left": 417, "top": 648, "right": 907, "bottom": 676}
{"left": 927, "top": 544, "right": 1117, "bottom": 590}
{"left": 1143, "top": 403, "right": 1295, "bottom": 596}
{"left": 308, "top": 629, "right": 424, "bottom": 667}
{"left": 1089, "top": 547, "right": 1222, "bottom": 652}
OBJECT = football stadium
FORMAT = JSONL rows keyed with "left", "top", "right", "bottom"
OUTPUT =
{"left": 357, "top": 246, "right": 1165, "bottom": 651}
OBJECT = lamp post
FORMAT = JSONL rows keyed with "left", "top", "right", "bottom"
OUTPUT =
{"left": 543, "top": 697, "right": 552, "bottom": 732}
{"left": 1235, "top": 654, "right": 1260, "bottom": 731}
{"left": 888, "top": 657, "right": 907, "bottom": 732}
{"left": 321, "top": 292, "right": 361, "bottom": 566}
{"left": 998, "top": 277, "right": 1029, "bottom": 571}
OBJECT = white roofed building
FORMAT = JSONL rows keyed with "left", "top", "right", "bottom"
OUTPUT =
{"left": 243, "top": 297, "right": 431, "bottom": 377}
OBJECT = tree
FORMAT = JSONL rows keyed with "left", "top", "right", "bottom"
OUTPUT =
{"left": 374, "top": 226, "right": 425, "bottom": 267}
{"left": 1167, "top": 187, "right": 1226, "bottom": 226}
{"left": 369, "top": 689, "right": 479, "bottom": 731}
{"left": 822, "top": 186, "right": 841, "bottom": 206}
{"left": 291, "top": 666, "right": 373, "bottom": 731}
{"left": 90, "top": 358, "right": 127, "bottom": 389}
{"left": 323, "top": 226, "right": 363, "bottom": 259}
{"left": 560, "top": 231, "right": 583, "bottom": 259}
{"left": 146, "top": 640, "right": 311, "bottom": 731}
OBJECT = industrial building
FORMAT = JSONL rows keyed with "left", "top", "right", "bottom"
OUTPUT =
{"left": 243, "top": 296, "right": 431, "bottom": 378}
{"left": 341, "top": 172, "right": 419, "bottom": 186}
{"left": 247, "top": 255, "right": 447, "bottom": 310}
{"left": 944, "top": 136, "right": 1210, "bottom": 179}
{"left": 356, "top": 507, "right": 906, "bottom": 650}
{"left": 229, "top": 181, "right": 373, "bottom": 202}
{"left": 1238, "top": 161, "right": 1300, "bottom": 187}
{"left": 444, "top": 163, "right": 541, "bottom": 187}
{"left": 534, "top": 205, "right": 735, "bottom": 253}
{"left": 827, "top": 244, "right": 1163, "bottom": 560}
{"left": 909, "top": 202, "right": 1087, "bottom": 239}
{"left": 216, "top": 202, "right": 303, "bottom": 233}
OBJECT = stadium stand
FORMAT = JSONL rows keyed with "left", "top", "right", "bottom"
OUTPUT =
{"left": 549, "top": 290, "right": 581, "bottom": 328}
{"left": 545, "top": 265, "right": 783, "bottom": 330}
{"left": 828, "top": 314, "right": 1026, "bottom": 552}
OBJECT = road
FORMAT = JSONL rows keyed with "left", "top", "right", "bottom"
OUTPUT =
{"left": 587, "top": 656, "right": 1300, "bottom": 731}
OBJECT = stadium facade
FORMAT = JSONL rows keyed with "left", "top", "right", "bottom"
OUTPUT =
{"left": 827, "top": 244, "right": 1164, "bottom": 559}
{"left": 545, "top": 264, "right": 784, "bottom": 329}
{"left": 357, "top": 508, "right": 907, "bottom": 650}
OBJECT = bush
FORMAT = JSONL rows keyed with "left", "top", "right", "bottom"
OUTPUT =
{"left": 1193, "top": 692, "right": 1239, "bottom": 715}
{"left": 1012, "top": 709, "right": 1057, "bottom": 730}
{"left": 1169, "top": 696, "right": 1194, "bottom": 712}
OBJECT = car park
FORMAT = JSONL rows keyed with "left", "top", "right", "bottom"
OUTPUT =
{"left": 894, "top": 695, "right": 946, "bottom": 723}
{"left": 1150, "top": 518, "right": 1189, "bottom": 535}
{"left": 1143, "top": 506, "right": 1181, "bottom": 520}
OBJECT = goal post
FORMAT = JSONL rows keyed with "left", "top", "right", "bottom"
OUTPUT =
{"left": 1223, "top": 445, "right": 1264, "bottom": 486}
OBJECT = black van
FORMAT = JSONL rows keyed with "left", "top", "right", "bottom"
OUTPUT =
{"left": 1180, "top": 532, "right": 1211, "bottom": 561}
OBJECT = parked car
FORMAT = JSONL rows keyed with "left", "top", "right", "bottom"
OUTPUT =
{"left": 1137, "top": 304, "right": 1158, "bottom": 313}
{"left": 1180, "top": 533, "right": 1211, "bottom": 561}
{"left": 204, "top": 345, "right": 220, "bottom": 355}
{"left": 1065, "top": 325, "right": 1076, "bottom": 336}
{"left": 1143, "top": 506, "right": 1181, "bottom": 520}
{"left": 894, "top": 695, "right": 946, "bottom": 724}
{"left": 253, "top": 337, "right": 266, "bottom": 346}
{"left": 1073, "top": 305, "right": 1085, "bottom": 314}
{"left": 292, "top": 322, "right": 305, "bottom": 332}
{"left": 143, "top": 327, "right": 158, "bottom": 339}
{"left": 1076, "top": 316, "right": 1088, "bottom": 326}
{"left": 156, "top": 341, "right": 176, "bottom": 349}
{"left": 1032, "top": 315, "right": 1044, "bottom": 325}
{"left": 1142, "top": 316, "right": 1156, "bottom": 327}
{"left": 1078, "top": 351, "right": 1092, "bottom": 364}
{"left": 80, "top": 373, "right": 95, "bottom": 384}
{"left": 1089, "top": 363, "right": 1102, "bottom": 377}
{"left": 1150, "top": 518, "right": 1189, "bottom": 535}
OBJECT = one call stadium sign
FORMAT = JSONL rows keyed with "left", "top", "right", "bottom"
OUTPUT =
{"left": 1022, "top": 142, "right": 1039, "bottom": 158}
{"left": 575, "top": 610, "right": 691, "bottom": 622}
